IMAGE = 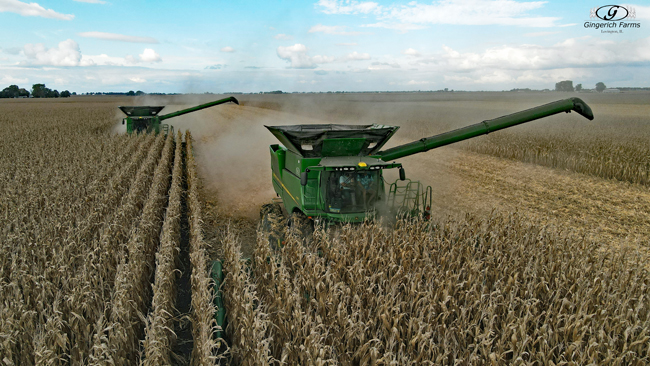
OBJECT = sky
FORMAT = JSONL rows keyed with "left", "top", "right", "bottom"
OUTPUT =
{"left": 0, "top": 0, "right": 649, "bottom": 93}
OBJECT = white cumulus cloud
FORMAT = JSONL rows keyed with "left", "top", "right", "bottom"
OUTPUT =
{"left": 78, "top": 32, "right": 158, "bottom": 43}
{"left": 139, "top": 48, "right": 161, "bottom": 63}
{"left": 0, "top": 0, "right": 74, "bottom": 20}
{"left": 24, "top": 39, "right": 81, "bottom": 66}
{"left": 220, "top": 46, "right": 235, "bottom": 52}
{"left": 402, "top": 48, "right": 421, "bottom": 57}
{"left": 277, "top": 44, "right": 317, "bottom": 68}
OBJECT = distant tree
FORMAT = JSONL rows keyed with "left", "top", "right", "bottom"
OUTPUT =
{"left": 555, "top": 80, "right": 574, "bottom": 92}
{"left": 575, "top": 83, "right": 582, "bottom": 91}
{"left": 135, "top": 90, "right": 145, "bottom": 96}
{"left": 32, "top": 84, "right": 52, "bottom": 98}
{"left": 596, "top": 82, "right": 607, "bottom": 92}
{"left": 72, "top": 92, "right": 77, "bottom": 95}
{"left": 60, "top": 90, "right": 71, "bottom": 98}
{"left": 127, "top": 90, "right": 135, "bottom": 96}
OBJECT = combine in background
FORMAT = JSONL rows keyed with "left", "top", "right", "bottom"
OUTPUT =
{"left": 119, "top": 96, "right": 239, "bottom": 134}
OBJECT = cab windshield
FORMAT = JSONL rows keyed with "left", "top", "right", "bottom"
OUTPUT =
{"left": 324, "top": 170, "right": 381, "bottom": 214}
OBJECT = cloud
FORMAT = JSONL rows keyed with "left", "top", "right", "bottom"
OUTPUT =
{"left": 0, "top": 75, "right": 28, "bottom": 84}
{"left": 274, "top": 34, "right": 293, "bottom": 40}
{"left": 429, "top": 37, "right": 650, "bottom": 72}
{"left": 0, "top": 0, "right": 74, "bottom": 20}
{"left": 323, "top": 0, "right": 561, "bottom": 31}
{"left": 277, "top": 44, "right": 371, "bottom": 68}
{"left": 73, "top": 0, "right": 106, "bottom": 3}
{"left": 633, "top": 5, "right": 650, "bottom": 20}
{"left": 309, "top": 24, "right": 364, "bottom": 35}
{"left": 24, "top": 39, "right": 81, "bottom": 66}
{"left": 205, "top": 64, "right": 225, "bottom": 70}
{"left": 139, "top": 48, "right": 161, "bottom": 63}
{"left": 314, "top": 70, "right": 328, "bottom": 75}
{"left": 220, "top": 46, "right": 235, "bottom": 52}
{"left": 277, "top": 44, "right": 317, "bottom": 68}
{"left": 369, "top": 61, "right": 400, "bottom": 69}
{"left": 244, "top": 66, "right": 263, "bottom": 69}
{"left": 407, "top": 80, "right": 430, "bottom": 85}
{"left": 316, "top": 0, "right": 380, "bottom": 14}
{"left": 342, "top": 51, "right": 370, "bottom": 61}
{"left": 402, "top": 48, "right": 421, "bottom": 57}
{"left": 78, "top": 32, "right": 158, "bottom": 43}
{"left": 2, "top": 47, "right": 21, "bottom": 55}
{"left": 129, "top": 77, "right": 146, "bottom": 83}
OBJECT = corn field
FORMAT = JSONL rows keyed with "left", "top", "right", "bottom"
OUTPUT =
{"left": 223, "top": 216, "right": 650, "bottom": 365}
{"left": 0, "top": 100, "right": 221, "bottom": 365}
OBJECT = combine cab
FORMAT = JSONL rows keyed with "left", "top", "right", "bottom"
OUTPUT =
{"left": 263, "top": 98, "right": 594, "bottom": 239}
{"left": 119, "top": 96, "right": 239, "bottom": 134}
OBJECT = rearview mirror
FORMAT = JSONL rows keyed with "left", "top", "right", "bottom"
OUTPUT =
{"left": 300, "top": 171, "right": 308, "bottom": 186}
{"left": 399, "top": 167, "right": 406, "bottom": 181}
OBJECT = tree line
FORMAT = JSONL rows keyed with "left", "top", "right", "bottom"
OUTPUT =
{"left": 0, "top": 84, "right": 74, "bottom": 98}
{"left": 555, "top": 81, "right": 607, "bottom": 92}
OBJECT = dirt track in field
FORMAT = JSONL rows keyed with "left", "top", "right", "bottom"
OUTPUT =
{"left": 172, "top": 100, "right": 650, "bottom": 260}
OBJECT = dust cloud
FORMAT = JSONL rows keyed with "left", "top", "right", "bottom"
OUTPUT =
{"left": 172, "top": 100, "right": 327, "bottom": 220}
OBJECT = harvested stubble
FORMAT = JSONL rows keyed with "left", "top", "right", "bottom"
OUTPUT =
{"left": 186, "top": 131, "right": 222, "bottom": 365}
{"left": 90, "top": 132, "right": 174, "bottom": 365}
{"left": 141, "top": 131, "right": 184, "bottom": 365}
{"left": 223, "top": 214, "right": 650, "bottom": 365}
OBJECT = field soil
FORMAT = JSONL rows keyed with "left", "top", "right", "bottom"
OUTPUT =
{"left": 162, "top": 92, "right": 650, "bottom": 260}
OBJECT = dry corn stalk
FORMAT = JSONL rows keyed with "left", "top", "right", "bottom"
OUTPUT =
{"left": 140, "top": 131, "right": 185, "bottom": 365}
{"left": 185, "top": 131, "right": 223, "bottom": 365}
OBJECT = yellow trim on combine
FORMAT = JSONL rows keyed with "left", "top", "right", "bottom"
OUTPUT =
{"left": 273, "top": 172, "right": 300, "bottom": 206}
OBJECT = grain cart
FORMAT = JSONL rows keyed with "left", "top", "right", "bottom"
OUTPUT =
{"left": 119, "top": 96, "right": 239, "bottom": 134}
{"left": 262, "top": 98, "right": 594, "bottom": 234}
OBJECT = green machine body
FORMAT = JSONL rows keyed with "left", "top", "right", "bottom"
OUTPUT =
{"left": 266, "top": 98, "right": 593, "bottom": 224}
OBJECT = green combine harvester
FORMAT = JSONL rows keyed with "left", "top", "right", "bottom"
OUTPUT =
{"left": 262, "top": 97, "right": 594, "bottom": 233}
{"left": 119, "top": 96, "right": 239, "bottom": 134}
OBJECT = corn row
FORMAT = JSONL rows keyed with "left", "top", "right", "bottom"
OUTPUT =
{"left": 140, "top": 132, "right": 185, "bottom": 365}
{"left": 185, "top": 131, "right": 222, "bottom": 365}
{"left": 240, "top": 215, "right": 650, "bottom": 365}
{"left": 90, "top": 133, "right": 175, "bottom": 366}
{"left": 223, "top": 229, "right": 273, "bottom": 365}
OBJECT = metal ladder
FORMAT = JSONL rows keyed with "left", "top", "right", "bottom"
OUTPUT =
{"left": 388, "top": 179, "right": 432, "bottom": 217}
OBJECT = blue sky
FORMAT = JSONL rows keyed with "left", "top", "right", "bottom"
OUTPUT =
{"left": 1, "top": 0, "right": 649, "bottom": 93}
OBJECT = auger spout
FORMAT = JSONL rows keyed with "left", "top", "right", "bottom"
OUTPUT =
{"left": 158, "top": 96, "right": 239, "bottom": 121}
{"left": 377, "top": 97, "right": 593, "bottom": 162}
